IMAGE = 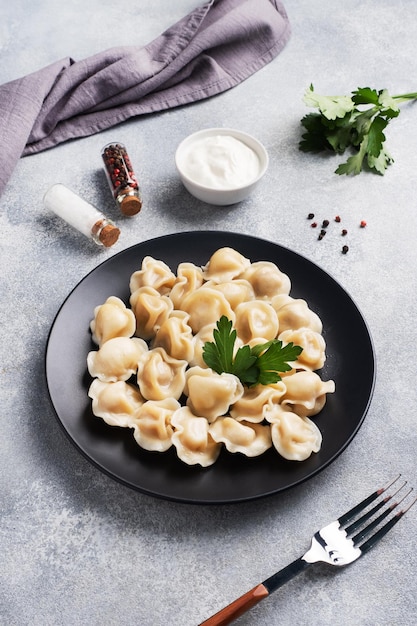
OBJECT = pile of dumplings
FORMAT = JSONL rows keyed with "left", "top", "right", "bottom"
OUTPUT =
{"left": 87, "top": 247, "right": 335, "bottom": 467}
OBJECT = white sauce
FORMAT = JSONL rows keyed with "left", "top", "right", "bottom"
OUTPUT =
{"left": 179, "top": 135, "right": 261, "bottom": 190}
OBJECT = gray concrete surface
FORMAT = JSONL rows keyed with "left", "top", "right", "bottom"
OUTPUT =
{"left": 1, "top": 1, "right": 416, "bottom": 624}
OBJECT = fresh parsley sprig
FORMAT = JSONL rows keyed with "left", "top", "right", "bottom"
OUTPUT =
{"left": 299, "top": 84, "right": 417, "bottom": 175}
{"left": 202, "top": 316, "right": 303, "bottom": 387}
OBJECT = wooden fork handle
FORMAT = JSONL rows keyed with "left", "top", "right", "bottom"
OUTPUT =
{"left": 199, "top": 583, "right": 269, "bottom": 626}
{"left": 199, "top": 558, "right": 310, "bottom": 625}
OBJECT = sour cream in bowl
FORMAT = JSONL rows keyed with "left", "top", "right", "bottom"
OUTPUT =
{"left": 175, "top": 128, "right": 269, "bottom": 205}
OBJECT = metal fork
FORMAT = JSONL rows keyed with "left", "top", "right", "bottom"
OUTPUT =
{"left": 199, "top": 475, "right": 416, "bottom": 626}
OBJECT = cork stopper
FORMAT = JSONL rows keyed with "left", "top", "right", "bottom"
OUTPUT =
{"left": 120, "top": 194, "right": 142, "bottom": 216}
{"left": 92, "top": 220, "right": 120, "bottom": 247}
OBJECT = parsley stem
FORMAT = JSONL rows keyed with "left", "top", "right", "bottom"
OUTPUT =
{"left": 393, "top": 92, "right": 417, "bottom": 101}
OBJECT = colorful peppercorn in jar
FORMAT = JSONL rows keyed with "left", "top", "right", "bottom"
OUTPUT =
{"left": 101, "top": 143, "right": 142, "bottom": 216}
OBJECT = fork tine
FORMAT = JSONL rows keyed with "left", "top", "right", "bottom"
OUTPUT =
{"left": 338, "top": 475, "right": 401, "bottom": 527}
{"left": 358, "top": 493, "right": 417, "bottom": 555}
{"left": 352, "top": 488, "right": 414, "bottom": 546}
{"left": 344, "top": 481, "right": 407, "bottom": 536}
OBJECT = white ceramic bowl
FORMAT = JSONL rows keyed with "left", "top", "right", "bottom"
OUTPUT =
{"left": 175, "top": 128, "right": 269, "bottom": 206}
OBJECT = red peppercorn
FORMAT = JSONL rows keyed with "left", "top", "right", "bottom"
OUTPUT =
{"left": 342, "top": 229, "right": 348, "bottom": 236}
{"left": 335, "top": 215, "right": 341, "bottom": 222}
{"left": 360, "top": 220, "right": 367, "bottom": 228}
{"left": 311, "top": 222, "right": 317, "bottom": 228}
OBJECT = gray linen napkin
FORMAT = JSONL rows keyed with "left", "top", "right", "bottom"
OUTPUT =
{"left": 0, "top": 0, "right": 290, "bottom": 198}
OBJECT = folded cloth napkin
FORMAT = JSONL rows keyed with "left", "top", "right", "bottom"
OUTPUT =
{"left": 0, "top": 0, "right": 290, "bottom": 198}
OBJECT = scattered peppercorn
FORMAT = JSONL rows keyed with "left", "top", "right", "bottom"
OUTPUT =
{"left": 342, "top": 245, "right": 349, "bottom": 254}
{"left": 311, "top": 222, "right": 317, "bottom": 228}
{"left": 322, "top": 219, "right": 330, "bottom": 228}
{"left": 307, "top": 213, "right": 315, "bottom": 220}
{"left": 341, "top": 229, "right": 348, "bottom": 236}
{"left": 360, "top": 220, "right": 367, "bottom": 228}
{"left": 335, "top": 215, "right": 341, "bottom": 222}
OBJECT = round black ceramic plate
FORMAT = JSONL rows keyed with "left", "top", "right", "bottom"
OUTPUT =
{"left": 45, "top": 231, "right": 375, "bottom": 504}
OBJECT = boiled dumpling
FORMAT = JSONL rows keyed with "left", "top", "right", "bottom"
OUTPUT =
{"left": 209, "top": 417, "right": 272, "bottom": 456}
{"left": 90, "top": 296, "right": 136, "bottom": 346}
{"left": 88, "top": 379, "right": 144, "bottom": 427}
{"left": 181, "top": 286, "right": 235, "bottom": 333}
{"left": 130, "top": 286, "right": 173, "bottom": 340}
{"left": 153, "top": 311, "right": 195, "bottom": 362}
{"left": 137, "top": 347, "right": 187, "bottom": 401}
{"left": 204, "top": 279, "right": 255, "bottom": 310}
{"left": 279, "top": 327, "right": 326, "bottom": 371}
{"left": 272, "top": 297, "right": 323, "bottom": 334}
{"left": 171, "top": 406, "right": 221, "bottom": 467}
{"left": 189, "top": 323, "right": 217, "bottom": 368}
{"left": 87, "top": 336, "right": 148, "bottom": 382}
{"left": 202, "top": 247, "right": 250, "bottom": 282}
{"left": 184, "top": 366, "right": 244, "bottom": 422}
{"left": 129, "top": 256, "right": 176, "bottom": 295}
{"left": 266, "top": 406, "right": 322, "bottom": 461}
{"left": 278, "top": 370, "right": 335, "bottom": 417}
{"left": 169, "top": 262, "right": 204, "bottom": 309}
{"left": 234, "top": 300, "right": 279, "bottom": 343}
{"left": 132, "top": 398, "right": 180, "bottom": 452}
{"left": 241, "top": 261, "right": 291, "bottom": 299}
{"left": 229, "top": 382, "right": 286, "bottom": 423}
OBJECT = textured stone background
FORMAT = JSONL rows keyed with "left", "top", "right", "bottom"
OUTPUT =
{"left": 1, "top": 1, "right": 416, "bottom": 624}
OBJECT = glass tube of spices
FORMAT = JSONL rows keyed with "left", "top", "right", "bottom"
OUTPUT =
{"left": 43, "top": 183, "right": 120, "bottom": 247}
{"left": 101, "top": 143, "right": 142, "bottom": 216}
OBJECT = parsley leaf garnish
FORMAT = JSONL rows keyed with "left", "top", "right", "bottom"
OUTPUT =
{"left": 202, "top": 316, "right": 303, "bottom": 387}
{"left": 299, "top": 84, "right": 417, "bottom": 175}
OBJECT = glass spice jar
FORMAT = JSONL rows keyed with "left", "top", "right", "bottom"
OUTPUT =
{"left": 43, "top": 183, "right": 120, "bottom": 247}
{"left": 101, "top": 142, "right": 142, "bottom": 216}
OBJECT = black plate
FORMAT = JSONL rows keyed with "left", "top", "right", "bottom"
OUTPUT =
{"left": 45, "top": 231, "right": 375, "bottom": 504}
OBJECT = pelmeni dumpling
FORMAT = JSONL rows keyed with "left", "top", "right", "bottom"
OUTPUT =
{"left": 153, "top": 311, "right": 195, "bottom": 362}
{"left": 88, "top": 379, "right": 145, "bottom": 427}
{"left": 137, "top": 347, "right": 187, "bottom": 401}
{"left": 169, "top": 262, "right": 204, "bottom": 309}
{"left": 129, "top": 256, "right": 176, "bottom": 296}
{"left": 279, "top": 327, "right": 326, "bottom": 371}
{"left": 181, "top": 286, "right": 235, "bottom": 334}
{"left": 241, "top": 261, "right": 291, "bottom": 300}
{"left": 132, "top": 398, "right": 180, "bottom": 452}
{"left": 185, "top": 366, "right": 244, "bottom": 422}
{"left": 171, "top": 406, "right": 221, "bottom": 467}
{"left": 202, "top": 247, "right": 250, "bottom": 282}
{"left": 87, "top": 336, "right": 148, "bottom": 382}
{"left": 204, "top": 279, "right": 255, "bottom": 311}
{"left": 209, "top": 417, "right": 272, "bottom": 456}
{"left": 130, "top": 286, "right": 173, "bottom": 340}
{"left": 90, "top": 296, "right": 136, "bottom": 347}
{"left": 272, "top": 296, "right": 323, "bottom": 334}
{"left": 266, "top": 406, "right": 322, "bottom": 461}
{"left": 229, "top": 382, "right": 286, "bottom": 423}
{"left": 234, "top": 300, "right": 279, "bottom": 343}
{"left": 189, "top": 323, "right": 216, "bottom": 368}
{"left": 279, "top": 370, "right": 335, "bottom": 417}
